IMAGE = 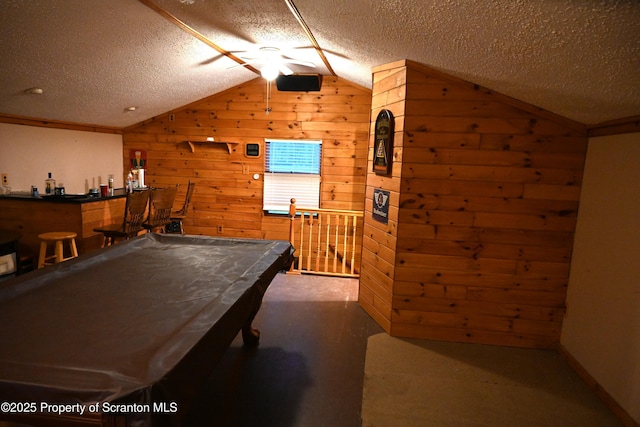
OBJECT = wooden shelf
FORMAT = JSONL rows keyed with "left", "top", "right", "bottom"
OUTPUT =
{"left": 183, "top": 140, "right": 236, "bottom": 154}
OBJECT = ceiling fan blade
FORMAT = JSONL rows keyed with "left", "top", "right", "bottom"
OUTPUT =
{"left": 281, "top": 58, "right": 316, "bottom": 68}
{"left": 227, "top": 60, "right": 263, "bottom": 70}
{"left": 228, "top": 47, "right": 315, "bottom": 74}
{"left": 279, "top": 64, "right": 294, "bottom": 76}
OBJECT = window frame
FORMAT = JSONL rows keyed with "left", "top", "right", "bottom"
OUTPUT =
{"left": 263, "top": 138, "right": 322, "bottom": 214}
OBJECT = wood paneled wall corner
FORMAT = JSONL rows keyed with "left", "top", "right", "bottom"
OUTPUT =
{"left": 122, "top": 76, "right": 372, "bottom": 242}
{"left": 359, "top": 61, "right": 408, "bottom": 330}
{"left": 361, "top": 60, "right": 588, "bottom": 349}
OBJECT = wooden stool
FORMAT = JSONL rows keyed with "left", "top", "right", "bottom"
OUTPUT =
{"left": 37, "top": 232, "right": 79, "bottom": 269}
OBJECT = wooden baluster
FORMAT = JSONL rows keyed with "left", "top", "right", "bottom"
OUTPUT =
{"left": 306, "top": 212, "right": 313, "bottom": 272}
{"left": 315, "top": 213, "right": 322, "bottom": 272}
{"left": 289, "top": 198, "right": 297, "bottom": 272}
{"left": 342, "top": 214, "right": 349, "bottom": 274}
{"left": 299, "top": 212, "right": 305, "bottom": 273}
{"left": 351, "top": 214, "right": 358, "bottom": 275}
{"left": 324, "top": 214, "right": 331, "bottom": 272}
{"left": 333, "top": 214, "right": 340, "bottom": 273}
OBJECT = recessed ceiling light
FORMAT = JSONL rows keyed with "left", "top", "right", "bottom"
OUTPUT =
{"left": 125, "top": 106, "right": 137, "bottom": 112}
{"left": 26, "top": 87, "right": 43, "bottom": 95}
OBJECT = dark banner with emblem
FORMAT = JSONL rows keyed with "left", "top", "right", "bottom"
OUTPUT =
{"left": 372, "top": 188, "right": 390, "bottom": 224}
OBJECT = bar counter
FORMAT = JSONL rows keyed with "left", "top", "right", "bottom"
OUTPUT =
{"left": 0, "top": 190, "right": 127, "bottom": 262}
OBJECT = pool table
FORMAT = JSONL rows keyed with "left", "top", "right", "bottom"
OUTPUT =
{"left": 0, "top": 233, "right": 293, "bottom": 426}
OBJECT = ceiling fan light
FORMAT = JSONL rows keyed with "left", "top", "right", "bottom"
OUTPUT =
{"left": 260, "top": 64, "right": 279, "bottom": 81}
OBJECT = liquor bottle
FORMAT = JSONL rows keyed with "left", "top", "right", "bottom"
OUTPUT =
{"left": 126, "top": 172, "right": 133, "bottom": 193}
{"left": 45, "top": 172, "right": 56, "bottom": 195}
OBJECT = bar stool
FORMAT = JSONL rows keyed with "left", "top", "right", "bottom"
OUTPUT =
{"left": 37, "top": 231, "right": 79, "bottom": 269}
{"left": 142, "top": 185, "right": 178, "bottom": 233}
{"left": 167, "top": 180, "right": 195, "bottom": 234}
{"left": 94, "top": 190, "right": 150, "bottom": 246}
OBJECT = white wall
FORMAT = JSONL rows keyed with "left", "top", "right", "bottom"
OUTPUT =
{"left": 561, "top": 132, "right": 640, "bottom": 424}
{"left": 0, "top": 123, "right": 123, "bottom": 194}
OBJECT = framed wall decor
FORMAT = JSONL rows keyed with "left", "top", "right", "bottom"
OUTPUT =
{"left": 373, "top": 109, "right": 394, "bottom": 176}
{"left": 130, "top": 149, "right": 147, "bottom": 169}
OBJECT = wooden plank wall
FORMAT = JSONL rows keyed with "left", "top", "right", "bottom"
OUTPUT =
{"left": 360, "top": 60, "right": 589, "bottom": 348}
{"left": 358, "top": 66, "right": 405, "bottom": 332}
{"left": 122, "top": 77, "right": 371, "bottom": 243}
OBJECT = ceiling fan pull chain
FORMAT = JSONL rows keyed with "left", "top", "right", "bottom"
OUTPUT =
{"left": 265, "top": 80, "right": 272, "bottom": 115}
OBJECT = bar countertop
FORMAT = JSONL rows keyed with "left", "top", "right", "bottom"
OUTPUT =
{"left": 0, "top": 188, "right": 127, "bottom": 203}
{"left": 0, "top": 190, "right": 130, "bottom": 256}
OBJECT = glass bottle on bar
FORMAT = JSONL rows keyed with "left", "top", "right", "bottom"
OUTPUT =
{"left": 45, "top": 172, "right": 56, "bottom": 195}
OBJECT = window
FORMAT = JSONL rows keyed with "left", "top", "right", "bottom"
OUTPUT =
{"left": 263, "top": 139, "right": 322, "bottom": 213}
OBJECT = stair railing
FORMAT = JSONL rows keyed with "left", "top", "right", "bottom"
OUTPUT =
{"left": 288, "top": 198, "right": 363, "bottom": 277}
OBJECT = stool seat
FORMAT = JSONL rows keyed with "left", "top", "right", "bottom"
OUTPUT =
{"left": 39, "top": 231, "right": 77, "bottom": 241}
{"left": 37, "top": 231, "right": 78, "bottom": 269}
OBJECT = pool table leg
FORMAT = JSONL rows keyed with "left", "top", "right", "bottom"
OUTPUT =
{"left": 242, "top": 323, "right": 261, "bottom": 346}
{"left": 241, "top": 302, "right": 262, "bottom": 346}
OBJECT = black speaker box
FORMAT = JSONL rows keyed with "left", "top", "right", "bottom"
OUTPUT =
{"left": 275, "top": 74, "right": 323, "bottom": 92}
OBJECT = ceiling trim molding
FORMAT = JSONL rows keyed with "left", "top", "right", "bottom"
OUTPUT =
{"left": 0, "top": 114, "right": 122, "bottom": 134}
{"left": 136, "top": 0, "right": 260, "bottom": 75}
{"left": 587, "top": 116, "right": 640, "bottom": 138}
{"left": 285, "top": 0, "right": 336, "bottom": 76}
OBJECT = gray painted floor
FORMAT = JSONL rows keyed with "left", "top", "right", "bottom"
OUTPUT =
{"left": 186, "top": 273, "right": 381, "bottom": 426}
{"left": 362, "top": 334, "right": 623, "bottom": 426}
{"left": 185, "top": 273, "right": 622, "bottom": 426}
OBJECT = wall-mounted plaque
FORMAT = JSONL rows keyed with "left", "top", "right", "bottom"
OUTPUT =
{"left": 372, "top": 188, "right": 390, "bottom": 224}
{"left": 130, "top": 149, "right": 147, "bottom": 169}
{"left": 373, "top": 109, "right": 394, "bottom": 175}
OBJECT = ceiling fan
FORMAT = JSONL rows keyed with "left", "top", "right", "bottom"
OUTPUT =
{"left": 231, "top": 47, "right": 316, "bottom": 80}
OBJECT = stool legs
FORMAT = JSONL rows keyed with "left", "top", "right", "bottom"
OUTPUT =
{"left": 55, "top": 240, "right": 64, "bottom": 264}
{"left": 70, "top": 239, "right": 78, "bottom": 258}
{"left": 37, "top": 241, "right": 48, "bottom": 269}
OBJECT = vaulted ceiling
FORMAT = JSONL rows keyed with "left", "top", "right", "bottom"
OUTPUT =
{"left": 1, "top": 0, "right": 639, "bottom": 129}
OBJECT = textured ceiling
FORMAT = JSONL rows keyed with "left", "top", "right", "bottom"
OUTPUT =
{"left": 0, "top": 0, "right": 639, "bottom": 128}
